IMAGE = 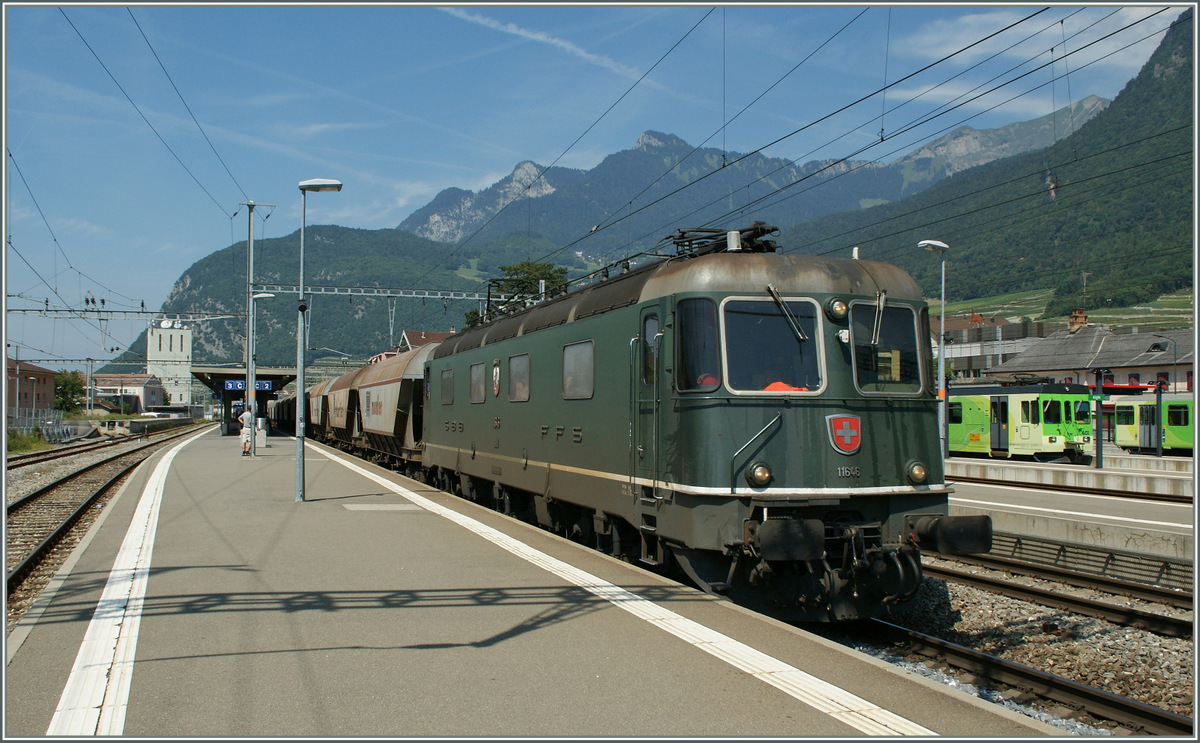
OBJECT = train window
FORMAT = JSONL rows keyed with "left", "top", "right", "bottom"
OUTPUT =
{"left": 1168, "top": 404, "right": 1189, "bottom": 427}
{"left": 1072, "top": 401, "right": 1090, "bottom": 424}
{"left": 848, "top": 303, "right": 921, "bottom": 394}
{"left": 677, "top": 300, "right": 721, "bottom": 391}
{"left": 949, "top": 402, "right": 963, "bottom": 424}
{"left": 723, "top": 297, "right": 821, "bottom": 392}
{"left": 1042, "top": 399, "right": 1062, "bottom": 424}
{"left": 508, "top": 354, "right": 530, "bottom": 402}
{"left": 562, "top": 340, "right": 594, "bottom": 400}
{"left": 469, "top": 363, "right": 486, "bottom": 404}
{"left": 1115, "top": 405, "right": 1134, "bottom": 425}
{"left": 440, "top": 369, "right": 454, "bottom": 405}
{"left": 642, "top": 314, "right": 660, "bottom": 385}
{"left": 1020, "top": 401, "right": 1031, "bottom": 423}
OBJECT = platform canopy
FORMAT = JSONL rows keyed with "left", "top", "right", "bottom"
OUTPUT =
{"left": 190, "top": 365, "right": 297, "bottom": 396}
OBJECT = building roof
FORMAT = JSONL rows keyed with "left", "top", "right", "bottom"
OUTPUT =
{"left": 987, "top": 326, "right": 1193, "bottom": 374}
{"left": 91, "top": 373, "right": 161, "bottom": 385}
{"left": 399, "top": 330, "right": 455, "bottom": 350}
{"left": 7, "top": 357, "right": 57, "bottom": 376}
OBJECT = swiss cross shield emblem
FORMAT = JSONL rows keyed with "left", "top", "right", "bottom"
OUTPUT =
{"left": 826, "top": 414, "right": 862, "bottom": 455}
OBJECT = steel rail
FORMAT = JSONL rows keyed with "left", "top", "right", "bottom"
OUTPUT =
{"left": 933, "top": 551, "right": 1193, "bottom": 610}
{"left": 921, "top": 563, "right": 1192, "bottom": 638}
{"left": 5, "top": 460, "right": 141, "bottom": 593}
{"left": 6, "top": 424, "right": 214, "bottom": 513}
{"left": 868, "top": 619, "right": 1194, "bottom": 736}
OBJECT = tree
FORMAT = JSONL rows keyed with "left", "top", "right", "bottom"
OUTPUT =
{"left": 54, "top": 370, "right": 86, "bottom": 415}
{"left": 466, "top": 261, "right": 571, "bottom": 328}
{"left": 495, "top": 261, "right": 569, "bottom": 298}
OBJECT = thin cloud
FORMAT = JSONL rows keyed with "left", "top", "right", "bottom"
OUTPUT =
{"left": 441, "top": 7, "right": 644, "bottom": 82}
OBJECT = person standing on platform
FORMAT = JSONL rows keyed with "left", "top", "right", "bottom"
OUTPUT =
{"left": 239, "top": 407, "right": 254, "bottom": 457}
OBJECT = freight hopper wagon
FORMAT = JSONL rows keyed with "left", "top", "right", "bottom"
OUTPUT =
{"left": 421, "top": 223, "right": 991, "bottom": 622}
{"left": 352, "top": 343, "right": 437, "bottom": 476}
{"left": 947, "top": 383, "right": 1093, "bottom": 462}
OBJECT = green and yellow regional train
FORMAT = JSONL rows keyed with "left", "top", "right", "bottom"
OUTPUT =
{"left": 947, "top": 383, "right": 1093, "bottom": 462}
{"left": 1111, "top": 393, "right": 1194, "bottom": 454}
{"left": 273, "top": 223, "right": 992, "bottom": 622}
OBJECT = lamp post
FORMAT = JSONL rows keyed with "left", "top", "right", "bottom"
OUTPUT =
{"left": 918, "top": 239, "right": 950, "bottom": 460}
{"left": 297, "top": 178, "right": 343, "bottom": 502}
{"left": 248, "top": 292, "right": 275, "bottom": 456}
{"left": 1151, "top": 334, "right": 1177, "bottom": 393}
{"left": 241, "top": 200, "right": 273, "bottom": 453}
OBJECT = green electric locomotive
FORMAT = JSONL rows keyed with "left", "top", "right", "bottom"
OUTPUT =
{"left": 421, "top": 223, "right": 991, "bottom": 622}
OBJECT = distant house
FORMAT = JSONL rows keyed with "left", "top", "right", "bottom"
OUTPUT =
{"left": 364, "top": 330, "right": 458, "bottom": 365}
{"left": 397, "top": 329, "right": 455, "bottom": 351}
{"left": 933, "top": 314, "right": 1066, "bottom": 380}
{"left": 90, "top": 373, "right": 166, "bottom": 414}
{"left": 985, "top": 313, "right": 1193, "bottom": 391}
{"left": 7, "top": 357, "right": 56, "bottom": 413}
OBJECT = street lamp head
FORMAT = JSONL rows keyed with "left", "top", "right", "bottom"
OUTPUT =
{"left": 299, "top": 178, "right": 343, "bottom": 193}
{"left": 252, "top": 292, "right": 276, "bottom": 300}
{"left": 918, "top": 239, "right": 950, "bottom": 253}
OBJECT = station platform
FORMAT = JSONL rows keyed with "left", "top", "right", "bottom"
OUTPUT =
{"left": 6, "top": 428, "right": 1059, "bottom": 737}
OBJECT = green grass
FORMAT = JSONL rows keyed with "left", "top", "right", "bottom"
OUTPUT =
{"left": 6, "top": 429, "right": 53, "bottom": 454}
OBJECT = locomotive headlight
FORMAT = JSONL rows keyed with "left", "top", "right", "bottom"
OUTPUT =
{"left": 746, "top": 462, "right": 773, "bottom": 488}
{"left": 826, "top": 298, "right": 849, "bottom": 320}
{"left": 906, "top": 460, "right": 928, "bottom": 484}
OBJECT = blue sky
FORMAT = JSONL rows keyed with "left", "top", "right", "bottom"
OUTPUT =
{"left": 3, "top": 3, "right": 1184, "bottom": 371}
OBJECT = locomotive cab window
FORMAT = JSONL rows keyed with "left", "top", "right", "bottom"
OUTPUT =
{"left": 848, "top": 303, "right": 922, "bottom": 394}
{"left": 508, "top": 354, "right": 530, "bottom": 402}
{"left": 949, "top": 402, "right": 963, "bottom": 424}
{"left": 722, "top": 297, "right": 821, "bottom": 393}
{"left": 563, "top": 340, "right": 594, "bottom": 400}
{"left": 440, "top": 369, "right": 454, "bottom": 405}
{"left": 676, "top": 300, "right": 720, "bottom": 391}
{"left": 469, "top": 362, "right": 486, "bottom": 404}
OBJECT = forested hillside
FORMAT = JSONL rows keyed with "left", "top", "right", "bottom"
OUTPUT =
{"left": 787, "top": 10, "right": 1193, "bottom": 319}
{"left": 100, "top": 11, "right": 1191, "bottom": 373}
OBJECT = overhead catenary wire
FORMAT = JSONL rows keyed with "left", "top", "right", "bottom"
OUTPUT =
{"left": 127, "top": 7, "right": 249, "bottom": 202}
{"left": 407, "top": 8, "right": 1180, "bottom": 332}
{"left": 409, "top": 7, "right": 716, "bottom": 289}
{"left": 676, "top": 8, "right": 1177, "bottom": 251}
{"left": 59, "top": 8, "right": 235, "bottom": 220}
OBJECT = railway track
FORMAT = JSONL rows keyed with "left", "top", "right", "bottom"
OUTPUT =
{"left": 867, "top": 619, "right": 1194, "bottom": 736}
{"left": 921, "top": 561, "right": 1192, "bottom": 638}
{"left": 6, "top": 422, "right": 207, "bottom": 471}
{"left": 6, "top": 424, "right": 215, "bottom": 633}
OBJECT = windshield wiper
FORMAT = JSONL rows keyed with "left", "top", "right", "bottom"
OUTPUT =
{"left": 766, "top": 284, "right": 807, "bottom": 344}
{"left": 871, "top": 290, "right": 887, "bottom": 346}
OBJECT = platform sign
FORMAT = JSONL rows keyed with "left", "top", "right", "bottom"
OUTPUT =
{"left": 224, "top": 379, "right": 273, "bottom": 391}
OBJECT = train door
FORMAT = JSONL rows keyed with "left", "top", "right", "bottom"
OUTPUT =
{"left": 990, "top": 396, "right": 1009, "bottom": 454}
{"left": 1139, "top": 403, "right": 1158, "bottom": 449}
{"left": 633, "top": 309, "right": 661, "bottom": 487}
